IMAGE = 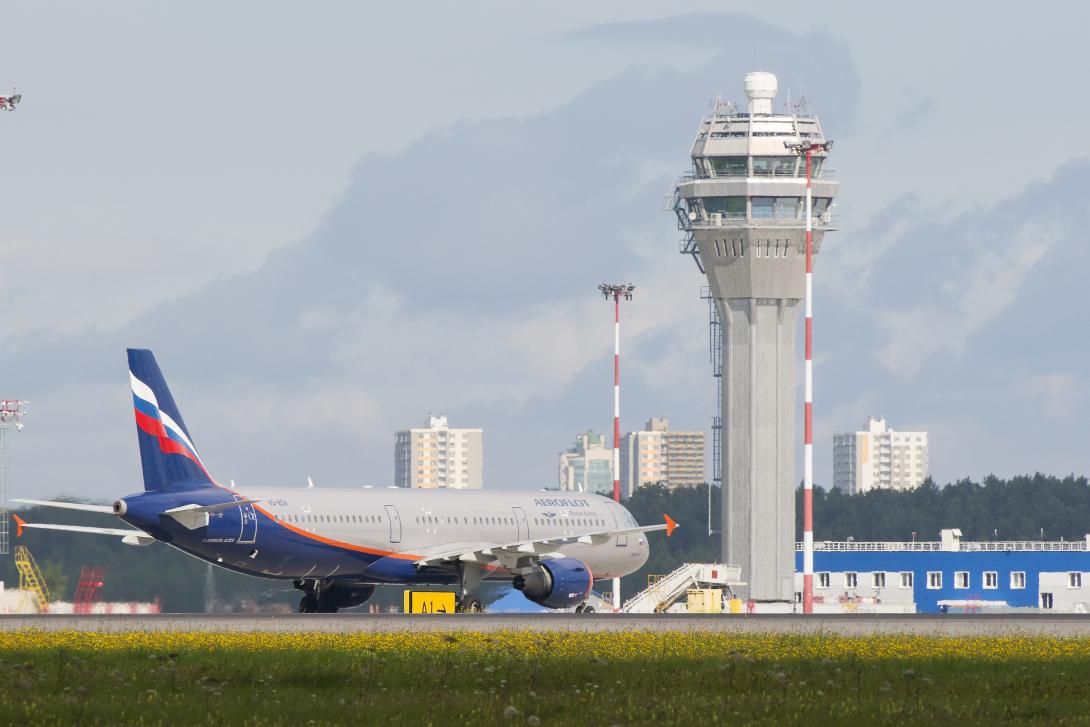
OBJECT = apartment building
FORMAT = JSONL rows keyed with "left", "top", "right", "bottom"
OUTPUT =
{"left": 394, "top": 415, "right": 483, "bottom": 489}
{"left": 621, "top": 417, "right": 705, "bottom": 496}
{"left": 833, "top": 416, "right": 929, "bottom": 494}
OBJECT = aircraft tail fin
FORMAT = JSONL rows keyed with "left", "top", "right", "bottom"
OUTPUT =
{"left": 127, "top": 349, "right": 215, "bottom": 491}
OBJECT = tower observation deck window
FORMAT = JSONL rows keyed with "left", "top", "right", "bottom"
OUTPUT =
{"left": 704, "top": 197, "right": 746, "bottom": 219}
{"left": 799, "top": 157, "right": 824, "bottom": 178}
{"left": 752, "top": 157, "right": 796, "bottom": 177}
{"left": 752, "top": 197, "right": 801, "bottom": 219}
{"left": 709, "top": 157, "right": 747, "bottom": 177}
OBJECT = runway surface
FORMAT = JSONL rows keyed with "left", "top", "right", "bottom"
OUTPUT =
{"left": 4, "top": 613, "right": 1090, "bottom": 635}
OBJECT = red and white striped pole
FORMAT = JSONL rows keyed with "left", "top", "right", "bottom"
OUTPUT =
{"left": 613, "top": 293, "right": 621, "bottom": 505}
{"left": 612, "top": 293, "right": 622, "bottom": 612}
{"left": 599, "top": 282, "right": 634, "bottom": 612}
{"left": 802, "top": 147, "right": 815, "bottom": 615}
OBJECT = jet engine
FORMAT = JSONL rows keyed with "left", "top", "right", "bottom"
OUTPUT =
{"left": 323, "top": 582, "right": 376, "bottom": 610}
{"left": 513, "top": 557, "right": 593, "bottom": 609}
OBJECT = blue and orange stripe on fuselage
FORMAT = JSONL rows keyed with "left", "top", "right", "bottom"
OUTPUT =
{"left": 117, "top": 486, "right": 480, "bottom": 585}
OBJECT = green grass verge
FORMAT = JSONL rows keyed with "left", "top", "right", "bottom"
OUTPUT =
{"left": 0, "top": 636, "right": 1086, "bottom": 725}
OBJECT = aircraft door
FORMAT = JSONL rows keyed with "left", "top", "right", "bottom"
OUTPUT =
{"left": 609, "top": 504, "right": 629, "bottom": 546}
{"left": 512, "top": 506, "right": 529, "bottom": 541}
{"left": 384, "top": 505, "right": 402, "bottom": 543}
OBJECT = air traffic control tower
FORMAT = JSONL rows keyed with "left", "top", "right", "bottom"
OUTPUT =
{"left": 671, "top": 72, "right": 839, "bottom": 602}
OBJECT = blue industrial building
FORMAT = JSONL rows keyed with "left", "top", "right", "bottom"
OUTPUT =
{"left": 793, "top": 530, "right": 1090, "bottom": 613}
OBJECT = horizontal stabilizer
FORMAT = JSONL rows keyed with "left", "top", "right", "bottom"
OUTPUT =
{"left": 12, "top": 514, "right": 154, "bottom": 545}
{"left": 163, "top": 498, "right": 260, "bottom": 530}
{"left": 12, "top": 499, "right": 114, "bottom": 514}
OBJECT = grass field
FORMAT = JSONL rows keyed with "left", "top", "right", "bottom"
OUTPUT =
{"left": 1, "top": 631, "right": 1089, "bottom": 724}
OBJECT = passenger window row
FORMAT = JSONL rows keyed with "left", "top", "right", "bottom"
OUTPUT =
{"left": 410, "top": 515, "right": 608, "bottom": 529}
{"left": 281, "top": 514, "right": 383, "bottom": 525}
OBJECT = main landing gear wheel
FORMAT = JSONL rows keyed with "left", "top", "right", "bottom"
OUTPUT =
{"left": 299, "top": 593, "right": 318, "bottom": 613}
{"left": 316, "top": 590, "right": 339, "bottom": 613}
{"left": 458, "top": 597, "right": 484, "bottom": 614}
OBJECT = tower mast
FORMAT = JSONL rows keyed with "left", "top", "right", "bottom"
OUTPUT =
{"left": 599, "top": 282, "right": 634, "bottom": 612}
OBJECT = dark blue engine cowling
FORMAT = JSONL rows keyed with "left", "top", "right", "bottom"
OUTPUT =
{"left": 513, "top": 557, "right": 593, "bottom": 609}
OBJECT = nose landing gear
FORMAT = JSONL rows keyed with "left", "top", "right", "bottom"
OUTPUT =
{"left": 454, "top": 563, "right": 485, "bottom": 614}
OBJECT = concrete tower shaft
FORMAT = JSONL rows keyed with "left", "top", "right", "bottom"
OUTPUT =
{"left": 671, "top": 73, "right": 839, "bottom": 602}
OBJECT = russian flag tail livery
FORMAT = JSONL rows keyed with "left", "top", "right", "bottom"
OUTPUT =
{"left": 127, "top": 349, "right": 214, "bottom": 492}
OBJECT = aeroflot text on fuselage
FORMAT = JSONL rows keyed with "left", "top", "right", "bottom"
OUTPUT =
{"left": 533, "top": 498, "right": 592, "bottom": 508}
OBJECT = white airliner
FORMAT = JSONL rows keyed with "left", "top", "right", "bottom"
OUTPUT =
{"left": 14, "top": 349, "right": 676, "bottom": 612}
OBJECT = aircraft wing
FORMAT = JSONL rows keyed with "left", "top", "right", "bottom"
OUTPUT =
{"left": 414, "top": 513, "right": 677, "bottom": 569}
{"left": 12, "top": 514, "right": 155, "bottom": 546}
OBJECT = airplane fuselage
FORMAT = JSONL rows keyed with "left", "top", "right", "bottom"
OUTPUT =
{"left": 117, "top": 486, "right": 650, "bottom": 585}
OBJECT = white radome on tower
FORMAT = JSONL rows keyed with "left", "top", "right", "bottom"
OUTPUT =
{"left": 743, "top": 71, "right": 778, "bottom": 115}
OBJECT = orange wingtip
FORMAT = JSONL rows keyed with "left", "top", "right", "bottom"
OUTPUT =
{"left": 664, "top": 513, "right": 678, "bottom": 537}
{"left": 12, "top": 513, "right": 25, "bottom": 538}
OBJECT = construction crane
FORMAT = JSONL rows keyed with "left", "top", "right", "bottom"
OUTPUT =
{"left": 13, "top": 545, "right": 49, "bottom": 613}
{"left": 73, "top": 566, "right": 105, "bottom": 614}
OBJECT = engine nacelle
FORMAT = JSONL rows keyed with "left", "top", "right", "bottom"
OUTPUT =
{"left": 325, "top": 583, "right": 375, "bottom": 610}
{"left": 513, "top": 557, "right": 593, "bottom": 609}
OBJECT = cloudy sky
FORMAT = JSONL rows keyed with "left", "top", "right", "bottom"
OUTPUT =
{"left": 2, "top": 2, "right": 1088, "bottom": 501}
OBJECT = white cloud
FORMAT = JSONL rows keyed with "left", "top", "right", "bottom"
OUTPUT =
{"left": 875, "top": 220, "right": 1060, "bottom": 377}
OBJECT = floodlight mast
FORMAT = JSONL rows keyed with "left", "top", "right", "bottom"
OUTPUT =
{"left": 783, "top": 139, "right": 831, "bottom": 615}
{"left": 0, "top": 400, "right": 28, "bottom": 556}
{"left": 598, "top": 282, "right": 635, "bottom": 611}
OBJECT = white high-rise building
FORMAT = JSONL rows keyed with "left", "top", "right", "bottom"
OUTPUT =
{"left": 833, "top": 417, "right": 929, "bottom": 494}
{"left": 621, "top": 417, "right": 705, "bottom": 496}
{"left": 394, "top": 415, "right": 483, "bottom": 489}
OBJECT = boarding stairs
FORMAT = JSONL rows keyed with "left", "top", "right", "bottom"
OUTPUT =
{"left": 73, "top": 566, "right": 105, "bottom": 614}
{"left": 623, "top": 563, "right": 743, "bottom": 614}
{"left": 14, "top": 545, "right": 50, "bottom": 613}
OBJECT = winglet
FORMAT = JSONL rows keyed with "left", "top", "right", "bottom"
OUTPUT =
{"left": 664, "top": 513, "right": 678, "bottom": 537}
{"left": 12, "top": 513, "right": 25, "bottom": 538}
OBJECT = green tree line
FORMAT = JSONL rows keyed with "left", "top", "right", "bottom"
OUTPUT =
{"left": 620, "top": 474, "right": 1090, "bottom": 599}
{"left": 795, "top": 474, "right": 1090, "bottom": 543}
